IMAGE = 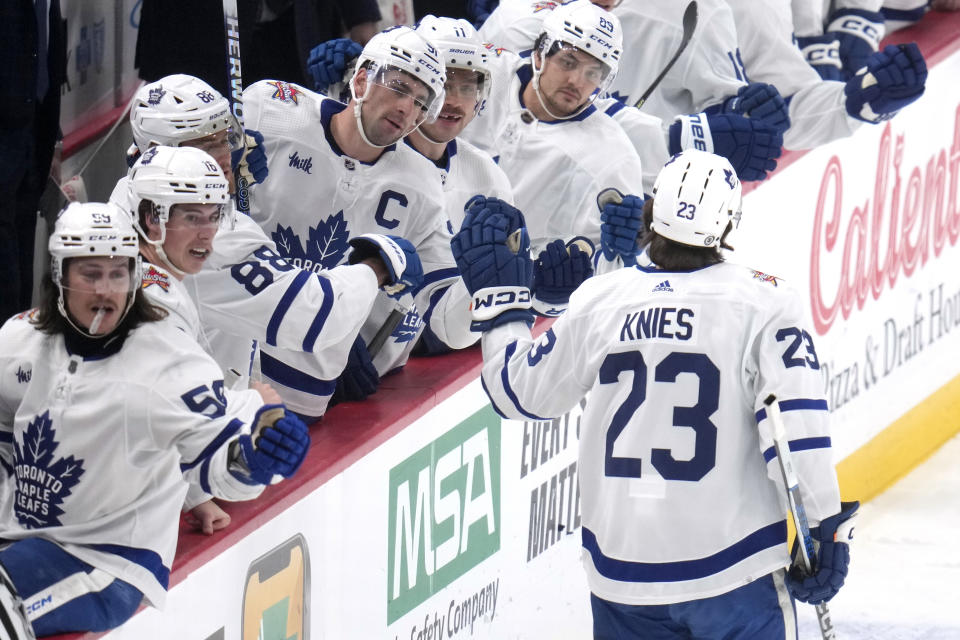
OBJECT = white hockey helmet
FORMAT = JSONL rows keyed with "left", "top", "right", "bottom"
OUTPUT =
{"left": 49, "top": 201, "right": 142, "bottom": 335}
{"left": 415, "top": 16, "right": 492, "bottom": 110}
{"left": 130, "top": 74, "right": 242, "bottom": 152}
{"left": 538, "top": 0, "right": 622, "bottom": 81}
{"left": 651, "top": 150, "right": 743, "bottom": 249}
{"left": 351, "top": 26, "right": 447, "bottom": 146}
{"left": 127, "top": 146, "right": 230, "bottom": 273}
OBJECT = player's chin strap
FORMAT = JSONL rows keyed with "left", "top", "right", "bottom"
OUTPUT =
{"left": 530, "top": 51, "right": 594, "bottom": 122}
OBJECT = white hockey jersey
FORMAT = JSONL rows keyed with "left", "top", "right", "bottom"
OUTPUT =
{"left": 413, "top": 137, "right": 514, "bottom": 232}
{"left": 726, "top": 0, "right": 862, "bottom": 150}
{"left": 476, "top": 3, "right": 672, "bottom": 193}
{"left": 0, "top": 311, "right": 269, "bottom": 609}
{"left": 610, "top": 0, "right": 746, "bottom": 125}
{"left": 242, "top": 81, "right": 475, "bottom": 415}
{"left": 480, "top": 262, "right": 841, "bottom": 604}
{"left": 461, "top": 55, "right": 645, "bottom": 251}
{"left": 110, "top": 176, "right": 380, "bottom": 412}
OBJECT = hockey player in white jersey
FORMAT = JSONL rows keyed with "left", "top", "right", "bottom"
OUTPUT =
{"left": 307, "top": 16, "right": 594, "bottom": 328}
{"left": 451, "top": 151, "right": 859, "bottom": 638}
{"left": 115, "top": 75, "right": 418, "bottom": 420}
{"left": 0, "top": 203, "right": 310, "bottom": 637}
{"left": 460, "top": 1, "right": 651, "bottom": 251}
{"left": 477, "top": 0, "right": 788, "bottom": 184}
{"left": 243, "top": 26, "right": 478, "bottom": 413}
{"left": 726, "top": 0, "right": 927, "bottom": 150}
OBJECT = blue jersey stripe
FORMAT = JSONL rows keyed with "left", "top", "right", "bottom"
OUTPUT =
{"left": 481, "top": 374, "right": 512, "bottom": 421}
{"left": 199, "top": 456, "right": 212, "bottom": 494}
{"left": 180, "top": 418, "right": 243, "bottom": 472}
{"left": 582, "top": 521, "right": 787, "bottom": 583}
{"left": 500, "top": 341, "right": 550, "bottom": 421}
{"left": 755, "top": 398, "right": 829, "bottom": 423}
{"left": 414, "top": 267, "right": 460, "bottom": 296}
{"left": 421, "top": 285, "right": 450, "bottom": 331}
{"left": 89, "top": 543, "right": 170, "bottom": 589}
{"left": 266, "top": 270, "right": 311, "bottom": 347}
{"left": 762, "top": 437, "right": 833, "bottom": 463}
{"left": 260, "top": 351, "right": 337, "bottom": 396}
{"left": 0, "top": 431, "right": 11, "bottom": 443}
{"left": 605, "top": 100, "right": 627, "bottom": 117}
{"left": 302, "top": 274, "right": 334, "bottom": 352}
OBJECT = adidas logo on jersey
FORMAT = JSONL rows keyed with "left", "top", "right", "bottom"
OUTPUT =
{"left": 652, "top": 280, "right": 673, "bottom": 293}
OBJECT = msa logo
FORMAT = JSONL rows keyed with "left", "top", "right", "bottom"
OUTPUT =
{"left": 387, "top": 406, "right": 501, "bottom": 623}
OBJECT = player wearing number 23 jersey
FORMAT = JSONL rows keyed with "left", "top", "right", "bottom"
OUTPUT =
{"left": 467, "top": 151, "right": 850, "bottom": 638}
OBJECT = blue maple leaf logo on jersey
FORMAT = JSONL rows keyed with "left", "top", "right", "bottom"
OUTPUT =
{"left": 12, "top": 411, "right": 86, "bottom": 528}
{"left": 271, "top": 211, "right": 351, "bottom": 270}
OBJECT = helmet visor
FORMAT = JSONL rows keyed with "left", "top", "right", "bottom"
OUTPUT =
{"left": 369, "top": 65, "right": 442, "bottom": 125}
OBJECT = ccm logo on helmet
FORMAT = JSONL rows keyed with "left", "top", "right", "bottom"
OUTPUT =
{"left": 417, "top": 58, "right": 442, "bottom": 76}
{"left": 88, "top": 234, "right": 120, "bottom": 242}
{"left": 589, "top": 34, "right": 614, "bottom": 50}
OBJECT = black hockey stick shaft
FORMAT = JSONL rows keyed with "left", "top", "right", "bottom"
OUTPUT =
{"left": 367, "top": 307, "right": 405, "bottom": 358}
{"left": 222, "top": 0, "right": 251, "bottom": 214}
{"left": 633, "top": 1, "right": 698, "bottom": 109}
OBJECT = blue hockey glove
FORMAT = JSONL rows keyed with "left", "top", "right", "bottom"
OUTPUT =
{"left": 232, "top": 405, "right": 310, "bottom": 485}
{"left": 844, "top": 43, "right": 927, "bottom": 123}
{"left": 716, "top": 83, "right": 790, "bottom": 133}
{"left": 827, "top": 8, "right": 885, "bottom": 78}
{"left": 467, "top": 0, "right": 500, "bottom": 28}
{"left": 532, "top": 239, "right": 593, "bottom": 316}
{"left": 788, "top": 501, "right": 860, "bottom": 605}
{"left": 306, "top": 38, "right": 362, "bottom": 93}
{"left": 348, "top": 233, "right": 424, "bottom": 298}
{"left": 796, "top": 34, "right": 845, "bottom": 82}
{"left": 598, "top": 188, "right": 645, "bottom": 266}
{"left": 451, "top": 197, "right": 534, "bottom": 331}
{"left": 230, "top": 129, "right": 269, "bottom": 185}
{"left": 331, "top": 334, "right": 379, "bottom": 404}
{"left": 669, "top": 112, "right": 783, "bottom": 182}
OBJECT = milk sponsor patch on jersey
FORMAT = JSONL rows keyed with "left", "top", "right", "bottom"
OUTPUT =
{"left": 750, "top": 270, "right": 779, "bottom": 287}
{"left": 142, "top": 264, "right": 171, "bottom": 292}
{"left": 13, "top": 411, "right": 86, "bottom": 528}
{"left": 271, "top": 212, "right": 351, "bottom": 273}
{"left": 267, "top": 81, "right": 300, "bottom": 105}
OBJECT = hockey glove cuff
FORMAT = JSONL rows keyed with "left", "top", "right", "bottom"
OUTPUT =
{"left": 796, "top": 35, "right": 845, "bottom": 82}
{"left": 331, "top": 334, "right": 380, "bottom": 404}
{"left": 669, "top": 113, "right": 783, "bottom": 182}
{"left": 827, "top": 8, "right": 885, "bottom": 77}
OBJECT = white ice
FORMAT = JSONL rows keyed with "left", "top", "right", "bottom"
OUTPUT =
{"left": 796, "top": 432, "right": 960, "bottom": 639}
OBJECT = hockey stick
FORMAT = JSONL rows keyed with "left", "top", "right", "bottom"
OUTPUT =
{"left": 763, "top": 395, "right": 837, "bottom": 640}
{"left": 367, "top": 304, "right": 407, "bottom": 358}
{"left": 222, "top": 0, "right": 251, "bottom": 214}
{"left": 633, "top": 1, "right": 698, "bottom": 109}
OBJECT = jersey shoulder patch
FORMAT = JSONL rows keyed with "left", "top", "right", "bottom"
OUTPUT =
{"left": 266, "top": 80, "right": 302, "bottom": 105}
{"left": 142, "top": 264, "right": 172, "bottom": 292}
{"left": 748, "top": 269, "right": 781, "bottom": 287}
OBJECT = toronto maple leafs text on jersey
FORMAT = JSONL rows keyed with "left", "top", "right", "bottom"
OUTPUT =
{"left": 0, "top": 312, "right": 271, "bottom": 609}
